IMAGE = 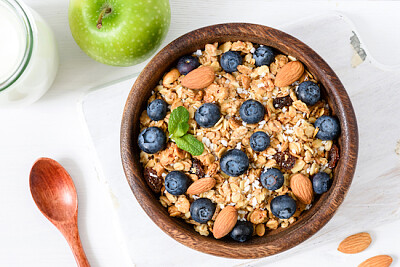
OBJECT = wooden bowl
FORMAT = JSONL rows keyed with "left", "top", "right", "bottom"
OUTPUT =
{"left": 121, "top": 23, "right": 358, "bottom": 258}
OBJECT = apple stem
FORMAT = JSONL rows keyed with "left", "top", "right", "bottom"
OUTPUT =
{"left": 96, "top": 7, "right": 112, "bottom": 29}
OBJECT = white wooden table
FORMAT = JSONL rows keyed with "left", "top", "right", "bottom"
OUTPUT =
{"left": 1, "top": 1, "right": 400, "bottom": 266}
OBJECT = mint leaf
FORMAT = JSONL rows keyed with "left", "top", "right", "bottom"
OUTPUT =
{"left": 174, "top": 122, "right": 189, "bottom": 138}
{"left": 168, "top": 106, "right": 190, "bottom": 137}
{"left": 174, "top": 134, "right": 204, "bottom": 156}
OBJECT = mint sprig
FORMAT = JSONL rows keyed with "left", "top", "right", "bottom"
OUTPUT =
{"left": 168, "top": 106, "right": 204, "bottom": 156}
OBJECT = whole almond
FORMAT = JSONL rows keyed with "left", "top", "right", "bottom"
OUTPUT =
{"left": 274, "top": 61, "right": 304, "bottom": 87}
{"left": 186, "top": 177, "right": 216, "bottom": 195}
{"left": 290, "top": 173, "right": 313, "bottom": 204}
{"left": 338, "top": 232, "right": 372, "bottom": 254}
{"left": 181, "top": 66, "right": 215, "bottom": 89}
{"left": 213, "top": 206, "right": 238, "bottom": 239}
{"left": 358, "top": 255, "right": 392, "bottom": 267}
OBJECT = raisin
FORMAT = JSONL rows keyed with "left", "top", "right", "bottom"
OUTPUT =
{"left": 273, "top": 95, "right": 293, "bottom": 109}
{"left": 143, "top": 168, "right": 163, "bottom": 193}
{"left": 328, "top": 144, "right": 340, "bottom": 168}
{"left": 190, "top": 158, "right": 205, "bottom": 178}
{"left": 274, "top": 150, "right": 296, "bottom": 170}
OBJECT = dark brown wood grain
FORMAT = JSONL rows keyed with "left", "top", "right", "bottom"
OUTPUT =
{"left": 120, "top": 23, "right": 358, "bottom": 259}
{"left": 30, "top": 158, "right": 90, "bottom": 266}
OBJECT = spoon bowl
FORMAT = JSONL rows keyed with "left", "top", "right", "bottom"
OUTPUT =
{"left": 30, "top": 157, "right": 89, "bottom": 267}
{"left": 30, "top": 158, "right": 77, "bottom": 222}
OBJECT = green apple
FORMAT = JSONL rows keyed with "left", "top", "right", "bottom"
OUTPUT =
{"left": 68, "top": 0, "right": 170, "bottom": 66}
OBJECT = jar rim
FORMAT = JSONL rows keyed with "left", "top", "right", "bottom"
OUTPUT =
{"left": 0, "top": 0, "right": 34, "bottom": 92}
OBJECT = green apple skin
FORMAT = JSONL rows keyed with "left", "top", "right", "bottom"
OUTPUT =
{"left": 68, "top": 0, "right": 170, "bottom": 66}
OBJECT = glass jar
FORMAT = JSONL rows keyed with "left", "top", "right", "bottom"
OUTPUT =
{"left": 0, "top": 0, "right": 58, "bottom": 106}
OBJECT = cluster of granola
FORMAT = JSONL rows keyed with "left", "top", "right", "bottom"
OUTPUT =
{"left": 139, "top": 41, "right": 338, "bottom": 238}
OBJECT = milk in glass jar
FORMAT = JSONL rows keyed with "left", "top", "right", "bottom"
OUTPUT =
{"left": 0, "top": 0, "right": 58, "bottom": 106}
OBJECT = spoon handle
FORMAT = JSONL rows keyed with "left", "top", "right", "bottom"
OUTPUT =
{"left": 58, "top": 221, "right": 90, "bottom": 267}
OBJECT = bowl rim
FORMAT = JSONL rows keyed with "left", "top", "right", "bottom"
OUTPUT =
{"left": 121, "top": 23, "right": 358, "bottom": 259}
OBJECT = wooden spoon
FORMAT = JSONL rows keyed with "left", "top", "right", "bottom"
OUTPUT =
{"left": 29, "top": 157, "right": 90, "bottom": 267}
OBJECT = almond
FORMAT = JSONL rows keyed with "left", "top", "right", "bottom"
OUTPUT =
{"left": 181, "top": 66, "right": 215, "bottom": 89}
{"left": 290, "top": 173, "right": 313, "bottom": 204}
{"left": 186, "top": 177, "right": 216, "bottom": 195}
{"left": 338, "top": 232, "right": 372, "bottom": 254}
{"left": 274, "top": 61, "right": 304, "bottom": 87}
{"left": 358, "top": 255, "right": 392, "bottom": 267}
{"left": 213, "top": 206, "right": 238, "bottom": 239}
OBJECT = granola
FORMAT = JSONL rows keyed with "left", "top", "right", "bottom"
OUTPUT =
{"left": 138, "top": 41, "right": 340, "bottom": 241}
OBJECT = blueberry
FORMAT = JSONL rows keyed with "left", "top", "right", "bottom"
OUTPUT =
{"left": 230, "top": 221, "right": 253, "bottom": 242}
{"left": 312, "top": 172, "right": 332, "bottom": 194}
{"left": 220, "top": 149, "right": 249, "bottom": 177}
{"left": 165, "top": 171, "right": 191, "bottom": 195}
{"left": 220, "top": 51, "right": 242, "bottom": 73}
{"left": 195, "top": 103, "right": 221, "bottom": 128}
{"left": 250, "top": 131, "right": 270, "bottom": 151}
{"left": 270, "top": 195, "right": 297, "bottom": 219}
{"left": 260, "top": 168, "right": 284, "bottom": 191}
{"left": 177, "top": 55, "right": 200, "bottom": 75}
{"left": 147, "top": 99, "right": 168, "bottom": 121}
{"left": 253, "top": 46, "right": 274, "bottom": 67}
{"left": 296, "top": 81, "right": 321, "bottom": 106}
{"left": 314, "top": 115, "right": 340, "bottom": 140}
{"left": 239, "top": 99, "right": 265, "bottom": 124}
{"left": 138, "top": 127, "right": 166, "bottom": 154}
{"left": 190, "top": 198, "right": 216, "bottom": 223}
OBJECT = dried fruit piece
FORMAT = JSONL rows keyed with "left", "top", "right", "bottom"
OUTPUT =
{"left": 190, "top": 158, "right": 205, "bottom": 178}
{"left": 338, "top": 232, "right": 372, "bottom": 254}
{"left": 273, "top": 95, "right": 293, "bottom": 109}
{"left": 274, "top": 61, "right": 304, "bottom": 87}
{"left": 358, "top": 255, "right": 392, "bottom": 267}
{"left": 213, "top": 206, "right": 238, "bottom": 239}
{"left": 328, "top": 144, "right": 340, "bottom": 168}
{"left": 143, "top": 168, "right": 163, "bottom": 193}
{"left": 290, "top": 173, "right": 313, "bottom": 204}
{"left": 181, "top": 66, "right": 215, "bottom": 89}
{"left": 186, "top": 177, "right": 216, "bottom": 195}
{"left": 274, "top": 150, "right": 296, "bottom": 170}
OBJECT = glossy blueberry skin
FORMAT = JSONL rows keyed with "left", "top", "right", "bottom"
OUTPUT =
{"left": 138, "top": 127, "right": 166, "bottom": 154}
{"left": 230, "top": 221, "right": 253, "bottom": 242}
{"left": 165, "top": 171, "right": 191, "bottom": 195}
{"left": 220, "top": 51, "right": 242, "bottom": 73}
{"left": 195, "top": 103, "right": 221, "bottom": 128}
{"left": 312, "top": 172, "right": 332, "bottom": 194}
{"left": 147, "top": 99, "right": 168, "bottom": 121}
{"left": 296, "top": 81, "right": 321, "bottom": 106}
{"left": 190, "top": 198, "right": 216, "bottom": 223}
{"left": 260, "top": 168, "right": 284, "bottom": 191}
{"left": 314, "top": 115, "right": 340, "bottom": 140}
{"left": 177, "top": 55, "right": 200, "bottom": 75}
{"left": 220, "top": 149, "right": 249, "bottom": 177}
{"left": 250, "top": 131, "right": 270, "bottom": 152}
{"left": 239, "top": 99, "right": 265, "bottom": 124}
{"left": 253, "top": 46, "right": 274, "bottom": 67}
{"left": 270, "top": 195, "right": 297, "bottom": 219}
